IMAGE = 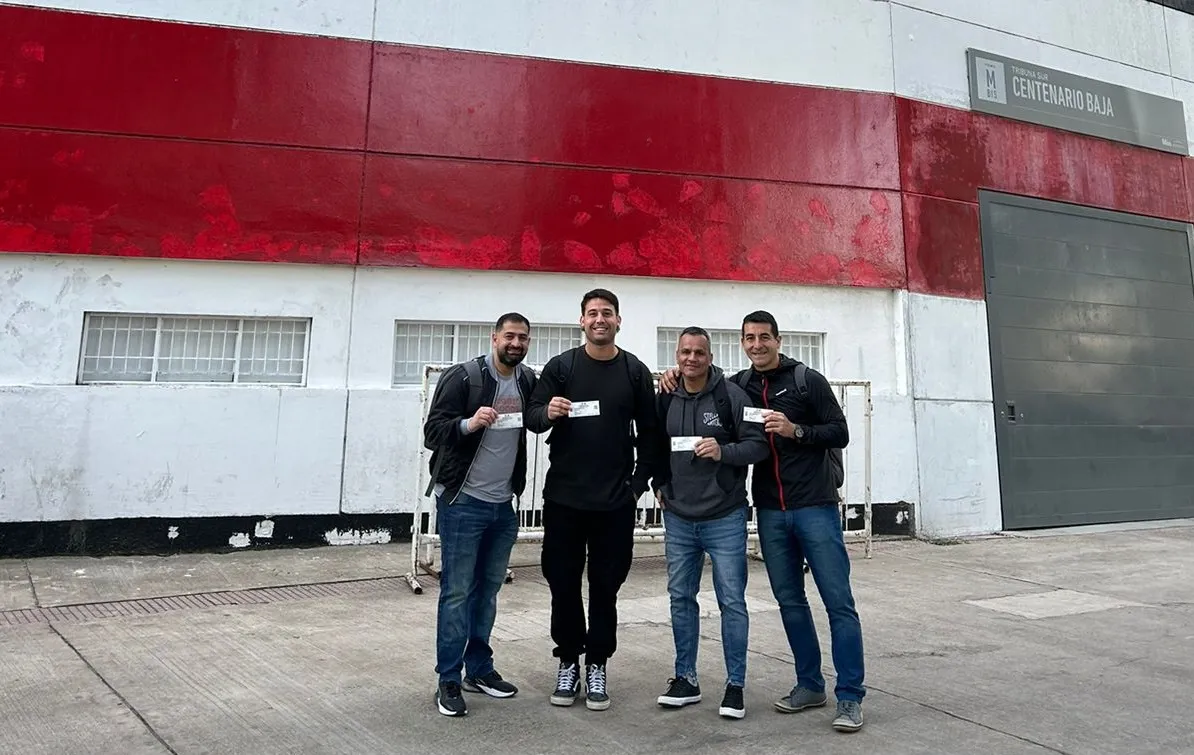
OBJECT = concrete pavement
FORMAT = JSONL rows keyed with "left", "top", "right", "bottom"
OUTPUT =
{"left": 1, "top": 524, "right": 1192, "bottom": 754}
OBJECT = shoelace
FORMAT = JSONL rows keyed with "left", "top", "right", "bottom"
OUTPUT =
{"left": 587, "top": 665, "right": 607, "bottom": 696}
{"left": 557, "top": 664, "right": 578, "bottom": 690}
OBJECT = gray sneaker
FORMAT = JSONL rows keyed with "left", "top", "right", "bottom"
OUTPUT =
{"left": 832, "top": 700, "right": 864, "bottom": 732}
{"left": 773, "top": 686, "right": 828, "bottom": 713}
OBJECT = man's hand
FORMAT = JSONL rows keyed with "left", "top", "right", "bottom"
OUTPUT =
{"left": 546, "top": 396, "right": 572, "bottom": 421}
{"left": 763, "top": 411, "right": 798, "bottom": 439}
{"left": 655, "top": 489, "right": 667, "bottom": 510}
{"left": 658, "top": 367, "right": 680, "bottom": 393}
{"left": 694, "top": 438, "right": 722, "bottom": 461}
{"left": 467, "top": 407, "right": 498, "bottom": 433}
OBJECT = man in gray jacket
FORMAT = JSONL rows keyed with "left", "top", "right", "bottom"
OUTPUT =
{"left": 652, "top": 327, "right": 769, "bottom": 720}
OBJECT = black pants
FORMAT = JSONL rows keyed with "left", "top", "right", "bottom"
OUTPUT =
{"left": 541, "top": 499, "right": 636, "bottom": 666}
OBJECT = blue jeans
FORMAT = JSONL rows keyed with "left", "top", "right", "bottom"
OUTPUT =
{"left": 756, "top": 505, "right": 866, "bottom": 702}
{"left": 664, "top": 506, "right": 749, "bottom": 688}
{"left": 434, "top": 492, "right": 519, "bottom": 684}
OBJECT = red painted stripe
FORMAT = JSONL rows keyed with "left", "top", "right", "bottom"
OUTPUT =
{"left": 898, "top": 98, "right": 1190, "bottom": 222}
{"left": 0, "top": 128, "right": 361, "bottom": 264}
{"left": 368, "top": 45, "right": 900, "bottom": 188}
{"left": 360, "top": 154, "right": 906, "bottom": 287}
{"left": 0, "top": 6, "right": 371, "bottom": 149}
{"left": 902, "top": 193, "right": 983, "bottom": 299}
{"left": 1, "top": 5, "right": 1192, "bottom": 301}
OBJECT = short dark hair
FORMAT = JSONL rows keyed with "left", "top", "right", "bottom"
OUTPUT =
{"left": 494, "top": 312, "right": 530, "bottom": 332}
{"left": 581, "top": 288, "right": 620, "bottom": 315}
{"left": 741, "top": 310, "right": 780, "bottom": 338}
{"left": 677, "top": 326, "right": 710, "bottom": 349}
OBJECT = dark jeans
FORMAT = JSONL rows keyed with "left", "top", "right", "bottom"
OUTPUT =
{"left": 434, "top": 492, "right": 519, "bottom": 685}
{"left": 541, "top": 500, "right": 636, "bottom": 665}
{"left": 756, "top": 504, "right": 866, "bottom": 702}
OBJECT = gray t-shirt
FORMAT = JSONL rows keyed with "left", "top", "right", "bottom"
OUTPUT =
{"left": 459, "top": 356, "right": 523, "bottom": 504}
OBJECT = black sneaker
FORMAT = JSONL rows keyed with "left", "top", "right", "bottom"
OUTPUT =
{"left": 550, "top": 661, "right": 581, "bottom": 706}
{"left": 463, "top": 670, "right": 518, "bottom": 698}
{"left": 718, "top": 684, "right": 745, "bottom": 719}
{"left": 656, "top": 677, "right": 702, "bottom": 708}
{"left": 435, "top": 680, "right": 467, "bottom": 717}
{"left": 585, "top": 663, "right": 610, "bottom": 711}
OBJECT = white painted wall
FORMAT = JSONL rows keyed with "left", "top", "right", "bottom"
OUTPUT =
{"left": 0, "top": 255, "right": 917, "bottom": 522}
{"left": 889, "top": 0, "right": 1194, "bottom": 154}
{"left": 0, "top": 0, "right": 377, "bottom": 39}
{"left": 342, "top": 267, "right": 919, "bottom": 514}
{"left": 906, "top": 293, "right": 1002, "bottom": 536}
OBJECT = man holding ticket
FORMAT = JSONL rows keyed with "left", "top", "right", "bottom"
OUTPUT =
{"left": 657, "top": 310, "right": 866, "bottom": 732}
{"left": 652, "top": 327, "right": 768, "bottom": 720}
{"left": 422, "top": 313, "right": 538, "bottom": 718}
{"left": 525, "top": 288, "right": 661, "bottom": 712}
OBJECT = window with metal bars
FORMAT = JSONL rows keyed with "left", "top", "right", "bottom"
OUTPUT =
{"left": 392, "top": 321, "right": 583, "bottom": 385}
{"left": 656, "top": 327, "right": 824, "bottom": 374}
{"left": 77, "top": 313, "right": 310, "bottom": 385}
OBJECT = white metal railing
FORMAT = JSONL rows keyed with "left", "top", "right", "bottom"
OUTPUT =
{"left": 405, "top": 363, "right": 873, "bottom": 594}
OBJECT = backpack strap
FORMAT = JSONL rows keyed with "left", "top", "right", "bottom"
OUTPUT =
{"left": 711, "top": 378, "right": 736, "bottom": 436}
{"left": 731, "top": 369, "right": 752, "bottom": 390}
{"left": 790, "top": 362, "right": 844, "bottom": 489}
{"left": 462, "top": 356, "right": 486, "bottom": 413}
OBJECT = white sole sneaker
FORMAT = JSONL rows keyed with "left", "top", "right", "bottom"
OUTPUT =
{"left": 550, "top": 692, "right": 578, "bottom": 706}
{"left": 657, "top": 694, "right": 702, "bottom": 707}
{"left": 719, "top": 705, "right": 745, "bottom": 719}
{"left": 586, "top": 697, "right": 611, "bottom": 711}
{"left": 463, "top": 678, "right": 517, "bottom": 699}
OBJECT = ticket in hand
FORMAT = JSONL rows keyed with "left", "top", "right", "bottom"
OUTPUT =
{"left": 670, "top": 436, "right": 701, "bottom": 452}
{"left": 570, "top": 400, "right": 601, "bottom": 418}
{"left": 743, "top": 407, "right": 770, "bottom": 424}
{"left": 490, "top": 412, "right": 523, "bottom": 430}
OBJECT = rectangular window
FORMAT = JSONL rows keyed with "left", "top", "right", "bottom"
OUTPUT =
{"left": 656, "top": 327, "right": 824, "bottom": 373}
{"left": 78, "top": 313, "right": 310, "bottom": 385}
{"left": 392, "top": 321, "right": 582, "bottom": 385}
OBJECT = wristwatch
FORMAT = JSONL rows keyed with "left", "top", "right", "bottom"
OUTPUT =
{"left": 793, "top": 425, "right": 805, "bottom": 440}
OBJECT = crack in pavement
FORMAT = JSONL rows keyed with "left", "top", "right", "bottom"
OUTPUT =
{"left": 47, "top": 621, "right": 178, "bottom": 755}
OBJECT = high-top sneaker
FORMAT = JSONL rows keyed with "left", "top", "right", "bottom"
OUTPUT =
{"left": 585, "top": 663, "right": 610, "bottom": 711}
{"left": 549, "top": 661, "right": 581, "bottom": 706}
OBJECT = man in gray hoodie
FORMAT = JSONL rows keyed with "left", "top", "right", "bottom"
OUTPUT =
{"left": 652, "top": 326, "right": 769, "bottom": 720}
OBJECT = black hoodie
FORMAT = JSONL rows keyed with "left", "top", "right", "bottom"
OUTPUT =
{"left": 731, "top": 355, "right": 848, "bottom": 510}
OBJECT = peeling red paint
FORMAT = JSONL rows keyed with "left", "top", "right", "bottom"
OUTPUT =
{"left": 2, "top": 5, "right": 1191, "bottom": 299}
{"left": 679, "top": 180, "right": 703, "bottom": 203}
{"left": 360, "top": 154, "right": 905, "bottom": 287}
{"left": 19, "top": 41, "right": 45, "bottom": 62}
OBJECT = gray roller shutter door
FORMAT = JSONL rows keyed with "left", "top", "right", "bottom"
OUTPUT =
{"left": 980, "top": 191, "right": 1194, "bottom": 529}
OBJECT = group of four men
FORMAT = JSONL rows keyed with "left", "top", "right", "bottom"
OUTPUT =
{"left": 422, "top": 288, "right": 866, "bottom": 732}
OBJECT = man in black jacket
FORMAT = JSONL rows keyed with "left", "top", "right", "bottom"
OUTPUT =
{"left": 422, "top": 313, "right": 538, "bottom": 718}
{"left": 737, "top": 310, "right": 865, "bottom": 732}
{"left": 657, "top": 310, "right": 866, "bottom": 732}
{"left": 525, "top": 288, "right": 660, "bottom": 712}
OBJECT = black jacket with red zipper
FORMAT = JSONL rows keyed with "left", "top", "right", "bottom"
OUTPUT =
{"left": 730, "top": 355, "right": 848, "bottom": 510}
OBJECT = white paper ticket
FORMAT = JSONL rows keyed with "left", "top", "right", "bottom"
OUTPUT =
{"left": 490, "top": 412, "right": 523, "bottom": 430}
{"left": 570, "top": 400, "right": 601, "bottom": 418}
{"left": 743, "top": 407, "right": 770, "bottom": 423}
{"left": 670, "top": 436, "right": 702, "bottom": 452}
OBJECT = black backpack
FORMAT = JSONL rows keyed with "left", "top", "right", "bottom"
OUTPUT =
{"left": 423, "top": 357, "right": 535, "bottom": 496}
{"left": 657, "top": 379, "right": 736, "bottom": 438}
{"left": 732, "top": 363, "right": 845, "bottom": 489}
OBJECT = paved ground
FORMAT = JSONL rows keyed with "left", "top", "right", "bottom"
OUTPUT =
{"left": 1, "top": 523, "right": 1193, "bottom": 754}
